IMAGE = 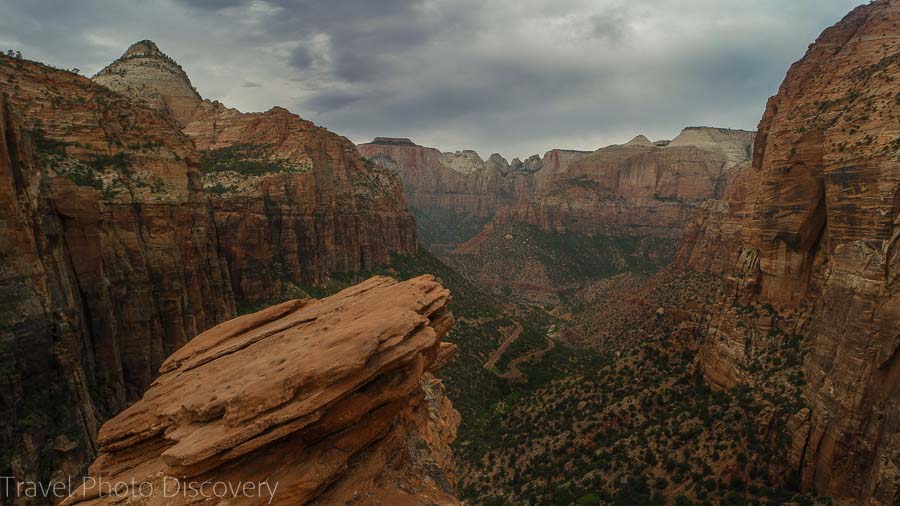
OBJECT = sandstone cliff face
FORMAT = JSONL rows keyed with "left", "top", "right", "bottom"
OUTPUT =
{"left": 94, "top": 44, "right": 418, "bottom": 304}
{"left": 676, "top": 1, "right": 899, "bottom": 503}
{"left": 0, "top": 55, "right": 234, "bottom": 492}
{"left": 357, "top": 138, "right": 550, "bottom": 220}
{"left": 497, "top": 127, "right": 755, "bottom": 240}
{"left": 63, "top": 275, "right": 460, "bottom": 506}
{"left": 357, "top": 138, "right": 560, "bottom": 255}
{"left": 445, "top": 129, "right": 753, "bottom": 302}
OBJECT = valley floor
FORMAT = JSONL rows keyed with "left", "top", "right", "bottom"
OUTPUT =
{"left": 268, "top": 249, "right": 830, "bottom": 506}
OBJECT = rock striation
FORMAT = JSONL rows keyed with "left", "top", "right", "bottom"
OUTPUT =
{"left": 63, "top": 275, "right": 460, "bottom": 505}
{"left": 675, "top": 1, "right": 899, "bottom": 503}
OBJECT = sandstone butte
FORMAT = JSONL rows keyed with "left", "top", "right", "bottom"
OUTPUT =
{"left": 61, "top": 275, "right": 460, "bottom": 505}
{"left": 0, "top": 42, "right": 416, "bottom": 490}
{"left": 674, "top": 0, "right": 899, "bottom": 503}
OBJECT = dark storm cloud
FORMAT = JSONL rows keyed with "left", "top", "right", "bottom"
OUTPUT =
{"left": 0, "top": 0, "right": 864, "bottom": 157}
{"left": 590, "top": 7, "right": 631, "bottom": 43}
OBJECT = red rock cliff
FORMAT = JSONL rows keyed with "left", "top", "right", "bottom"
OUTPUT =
{"left": 357, "top": 138, "right": 551, "bottom": 221}
{"left": 0, "top": 55, "right": 234, "bottom": 491}
{"left": 63, "top": 276, "right": 460, "bottom": 506}
{"left": 0, "top": 41, "right": 419, "bottom": 494}
{"left": 94, "top": 42, "right": 418, "bottom": 303}
{"left": 676, "top": 1, "right": 899, "bottom": 503}
{"left": 495, "top": 128, "right": 754, "bottom": 240}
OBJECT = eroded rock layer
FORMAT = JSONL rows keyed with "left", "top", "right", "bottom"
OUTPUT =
{"left": 63, "top": 275, "right": 460, "bottom": 506}
{"left": 676, "top": 1, "right": 899, "bottom": 503}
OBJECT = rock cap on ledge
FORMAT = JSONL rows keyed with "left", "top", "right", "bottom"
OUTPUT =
{"left": 64, "top": 275, "right": 460, "bottom": 505}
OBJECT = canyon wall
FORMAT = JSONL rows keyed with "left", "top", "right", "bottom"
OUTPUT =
{"left": 676, "top": 1, "right": 899, "bottom": 503}
{"left": 494, "top": 128, "right": 754, "bottom": 240}
{"left": 442, "top": 128, "right": 753, "bottom": 302}
{"left": 0, "top": 41, "right": 419, "bottom": 495}
{"left": 357, "top": 137, "right": 563, "bottom": 220}
{"left": 95, "top": 41, "right": 418, "bottom": 303}
{"left": 63, "top": 276, "right": 460, "bottom": 506}
{"left": 0, "top": 55, "right": 234, "bottom": 492}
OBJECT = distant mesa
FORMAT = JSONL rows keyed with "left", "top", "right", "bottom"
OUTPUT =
{"left": 370, "top": 137, "right": 420, "bottom": 147}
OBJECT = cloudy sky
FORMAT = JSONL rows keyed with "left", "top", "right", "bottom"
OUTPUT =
{"left": 1, "top": 0, "right": 861, "bottom": 158}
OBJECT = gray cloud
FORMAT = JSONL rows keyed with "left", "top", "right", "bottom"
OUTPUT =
{"left": 0, "top": 0, "right": 863, "bottom": 158}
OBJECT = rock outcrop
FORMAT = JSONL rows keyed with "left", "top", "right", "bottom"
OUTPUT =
{"left": 675, "top": 1, "right": 899, "bottom": 503}
{"left": 63, "top": 275, "right": 460, "bottom": 505}
{"left": 94, "top": 43, "right": 418, "bottom": 303}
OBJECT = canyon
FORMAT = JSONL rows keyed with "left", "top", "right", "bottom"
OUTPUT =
{"left": 360, "top": 128, "right": 754, "bottom": 303}
{"left": 0, "top": 0, "right": 896, "bottom": 505}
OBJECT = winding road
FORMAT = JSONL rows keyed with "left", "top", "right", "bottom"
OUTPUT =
{"left": 483, "top": 320, "right": 523, "bottom": 370}
{"left": 484, "top": 321, "right": 557, "bottom": 382}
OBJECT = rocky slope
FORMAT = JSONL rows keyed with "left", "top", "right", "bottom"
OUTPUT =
{"left": 675, "top": 1, "right": 899, "bottom": 503}
{"left": 94, "top": 41, "right": 418, "bottom": 303}
{"left": 62, "top": 275, "right": 460, "bottom": 505}
{"left": 0, "top": 43, "right": 418, "bottom": 496}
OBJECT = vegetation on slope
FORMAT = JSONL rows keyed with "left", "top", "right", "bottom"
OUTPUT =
{"left": 234, "top": 247, "right": 825, "bottom": 505}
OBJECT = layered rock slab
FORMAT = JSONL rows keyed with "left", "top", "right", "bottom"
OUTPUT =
{"left": 64, "top": 275, "right": 460, "bottom": 505}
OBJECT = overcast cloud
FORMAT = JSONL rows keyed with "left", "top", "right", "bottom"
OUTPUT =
{"left": 0, "top": 0, "right": 861, "bottom": 158}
